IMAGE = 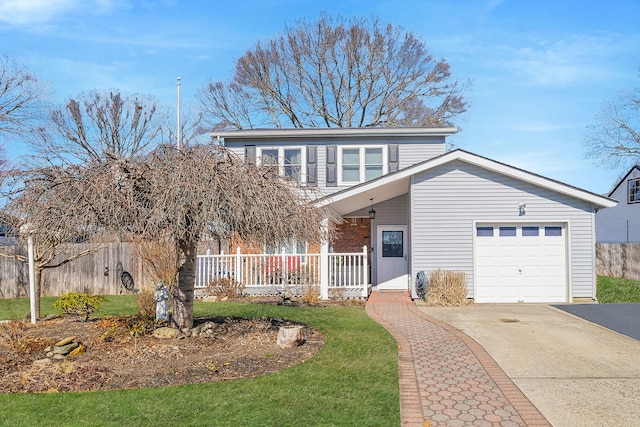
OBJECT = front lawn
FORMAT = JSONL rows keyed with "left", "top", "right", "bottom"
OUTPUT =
{"left": 597, "top": 276, "right": 640, "bottom": 303}
{"left": 0, "top": 296, "right": 400, "bottom": 427}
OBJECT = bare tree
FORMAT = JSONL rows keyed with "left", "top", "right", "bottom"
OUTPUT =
{"left": 0, "top": 55, "right": 49, "bottom": 139}
{"left": 585, "top": 84, "right": 640, "bottom": 168}
{"left": 198, "top": 14, "right": 468, "bottom": 130}
{"left": 38, "top": 90, "right": 168, "bottom": 164}
{"left": 0, "top": 171, "right": 105, "bottom": 318}
{"left": 3, "top": 144, "right": 329, "bottom": 329}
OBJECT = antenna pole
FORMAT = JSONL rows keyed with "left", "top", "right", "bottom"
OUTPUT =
{"left": 176, "top": 76, "right": 182, "bottom": 150}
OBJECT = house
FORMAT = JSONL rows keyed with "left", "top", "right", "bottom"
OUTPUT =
{"left": 595, "top": 165, "right": 640, "bottom": 243}
{"left": 212, "top": 127, "right": 616, "bottom": 303}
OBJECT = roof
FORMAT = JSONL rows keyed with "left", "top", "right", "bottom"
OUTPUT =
{"left": 605, "top": 164, "right": 640, "bottom": 198}
{"left": 212, "top": 127, "right": 458, "bottom": 142}
{"left": 317, "top": 149, "right": 617, "bottom": 216}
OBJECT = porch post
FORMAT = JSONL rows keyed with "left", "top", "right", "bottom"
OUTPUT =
{"left": 320, "top": 218, "right": 329, "bottom": 299}
{"left": 362, "top": 245, "right": 368, "bottom": 298}
{"left": 235, "top": 247, "right": 242, "bottom": 284}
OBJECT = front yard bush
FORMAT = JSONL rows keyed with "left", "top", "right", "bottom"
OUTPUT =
{"left": 426, "top": 269, "right": 469, "bottom": 306}
{"left": 53, "top": 292, "right": 106, "bottom": 321}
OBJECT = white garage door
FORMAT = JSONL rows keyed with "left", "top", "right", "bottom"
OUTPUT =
{"left": 475, "top": 224, "right": 567, "bottom": 303}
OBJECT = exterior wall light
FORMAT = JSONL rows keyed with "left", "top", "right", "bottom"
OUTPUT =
{"left": 369, "top": 198, "right": 376, "bottom": 219}
{"left": 518, "top": 202, "right": 526, "bottom": 216}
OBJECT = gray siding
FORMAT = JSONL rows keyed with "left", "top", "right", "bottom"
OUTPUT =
{"left": 224, "top": 136, "right": 445, "bottom": 195}
{"left": 410, "top": 160, "right": 597, "bottom": 299}
{"left": 596, "top": 168, "right": 640, "bottom": 242}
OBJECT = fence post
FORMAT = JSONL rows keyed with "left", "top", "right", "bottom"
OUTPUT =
{"left": 362, "top": 245, "right": 368, "bottom": 298}
{"left": 235, "top": 247, "right": 242, "bottom": 285}
{"left": 320, "top": 219, "right": 329, "bottom": 299}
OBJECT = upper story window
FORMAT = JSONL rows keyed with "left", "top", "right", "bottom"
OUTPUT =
{"left": 629, "top": 178, "right": 640, "bottom": 204}
{"left": 338, "top": 146, "right": 387, "bottom": 185}
{"left": 257, "top": 147, "right": 305, "bottom": 183}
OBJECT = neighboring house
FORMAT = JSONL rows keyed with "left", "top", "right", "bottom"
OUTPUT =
{"left": 214, "top": 128, "right": 616, "bottom": 303}
{"left": 595, "top": 165, "right": 640, "bottom": 243}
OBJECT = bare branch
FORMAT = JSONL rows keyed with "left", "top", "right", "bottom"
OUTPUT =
{"left": 198, "top": 14, "right": 469, "bottom": 130}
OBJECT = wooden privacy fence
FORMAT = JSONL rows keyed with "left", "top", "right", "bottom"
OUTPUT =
{"left": 0, "top": 242, "right": 144, "bottom": 299}
{"left": 0, "top": 242, "right": 370, "bottom": 300}
{"left": 596, "top": 243, "right": 640, "bottom": 281}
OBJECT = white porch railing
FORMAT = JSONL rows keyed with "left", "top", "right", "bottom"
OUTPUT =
{"left": 195, "top": 246, "right": 369, "bottom": 299}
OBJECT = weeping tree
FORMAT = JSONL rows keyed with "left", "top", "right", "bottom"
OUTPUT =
{"left": 4, "top": 144, "right": 328, "bottom": 329}
{"left": 198, "top": 14, "right": 468, "bottom": 130}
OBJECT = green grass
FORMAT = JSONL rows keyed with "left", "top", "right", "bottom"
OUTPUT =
{"left": 597, "top": 276, "right": 640, "bottom": 303}
{"left": 0, "top": 296, "right": 400, "bottom": 427}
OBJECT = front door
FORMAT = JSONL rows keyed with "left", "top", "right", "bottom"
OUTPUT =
{"left": 376, "top": 226, "right": 409, "bottom": 290}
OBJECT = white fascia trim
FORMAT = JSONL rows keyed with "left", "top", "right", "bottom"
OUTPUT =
{"left": 212, "top": 127, "right": 458, "bottom": 140}
{"left": 451, "top": 151, "right": 617, "bottom": 208}
{"left": 318, "top": 149, "right": 617, "bottom": 209}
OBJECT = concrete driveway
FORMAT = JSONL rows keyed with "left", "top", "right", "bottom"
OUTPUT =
{"left": 417, "top": 303, "right": 640, "bottom": 427}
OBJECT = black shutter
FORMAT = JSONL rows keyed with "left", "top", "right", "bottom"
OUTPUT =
{"left": 307, "top": 145, "right": 317, "bottom": 186}
{"left": 388, "top": 144, "right": 399, "bottom": 173}
{"left": 244, "top": 145, "right": 256, "bottom": 164}
{"left": 326, "top": 145, "right": 337, "bottom": 187}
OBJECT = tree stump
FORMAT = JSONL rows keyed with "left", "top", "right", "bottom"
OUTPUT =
{"left": 276, "top": 325, "right": 304, "bottom": 348}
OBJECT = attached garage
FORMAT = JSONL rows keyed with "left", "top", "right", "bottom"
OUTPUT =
{"left": 474, "top": 223, "right": 568, "bottom": 303}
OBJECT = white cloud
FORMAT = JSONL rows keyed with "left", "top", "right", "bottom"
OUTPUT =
{"left": 0, "top": 0, "right": 117, "bottom": 27}
{"left": 498, "top": 33, "right": 635, "bottom": 87}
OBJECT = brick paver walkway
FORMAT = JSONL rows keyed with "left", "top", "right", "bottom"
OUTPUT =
{"left": 366, "top": 291, "right": 551, "bottom": 427}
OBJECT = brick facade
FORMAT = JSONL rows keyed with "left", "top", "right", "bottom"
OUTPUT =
{"left": 332, "top": 217, "right": 371, "bottom": 253}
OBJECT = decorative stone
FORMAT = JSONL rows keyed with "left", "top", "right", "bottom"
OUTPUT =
{"left": 153, "top": 327, "right": 179, "bottom": 339}
{"left": 52, "top": 354, "right": 66, "bottom": 360}
{"left": 55, "top": 336, "right": 76, "bottom": 347}
{"left": 54, "top": 342, "right": 79, "bottom": 355}
{"left": 276, "top": 325, "right": 304, "bottom": 349}
{"left": 68, "top": 344, "right": 86, "bottom": 356}
{"left": 33, "top": 358, "right": 52, "bottom": 366}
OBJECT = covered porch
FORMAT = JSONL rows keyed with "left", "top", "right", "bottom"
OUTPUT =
{"left": 195, "top": 246, "right": 370, "bottom": 299}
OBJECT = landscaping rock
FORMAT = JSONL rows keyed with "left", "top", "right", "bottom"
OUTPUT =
{"left": 68, "top": 344, "right": 86, "bottom": 356}
{"left": 153, "top": 327, "right": 179, "bottom": 339}
{"left": 54, "top": 341, "right": 79, "bottom": 355}
{"left": 55, "top": 336, "right": 76, "bottom": 347}
{"left": 33, "top": 358, "right": 52, "bottom": 366}
{"left": 276, "top": 325, "right": 304, "bottom": 349}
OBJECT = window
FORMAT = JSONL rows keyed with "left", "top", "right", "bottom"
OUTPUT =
{"left": 629, "top": 178, "right": 640, "bottom": 204}
{"left": 382, "top": 231, "right": 403, "bottom": 257}
{"left": 545, "top": 226, "right": 562, "bottom": 236}
{"left": 266, "top": 240, "right": 308, "bottom": 264}
{"left": 257, "top": 147, "right": 305, "bottom": 182}
{"left": 499, "top": 227, "right": 516, "bottom": 237}
{"left": 522, "top": 226, "right": 539, "bottom": 236}
{"left": 476, "top": 227, "right": 494, "bottom": 237}
{"left": 338, "top": 146, "right": 387, "bottom": 184}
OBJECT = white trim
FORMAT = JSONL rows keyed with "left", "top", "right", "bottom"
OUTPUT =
{"left": 337, "top": 145, "right": 388, "bottom": 185}
{"left": 319, "top": 149, "right": 616, "bottom": 211}
{"left": 256, "top": 146, "right": 307, "bottom": 183}
{"left": 214, "top": 127, "right": 458, "bottom": 140}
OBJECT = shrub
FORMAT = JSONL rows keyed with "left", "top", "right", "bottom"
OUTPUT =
{"left": 206, "top": 277, "right": 245, "bottom": 299}
{"left": 53, "top": 292, "right": 106, "bottom": 321}
{"left": 425, "top": 269, "right": 469, "bottom": 306}
{"left": 136, "top": 290, "right": 156, "bottom": 318}
{"left": 301, "top": 285, "right": 320, "bottom": 304}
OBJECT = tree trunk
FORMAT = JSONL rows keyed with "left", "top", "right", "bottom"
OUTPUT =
{"left": 172, "top": 239, "right": 197, "bottom": 330}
